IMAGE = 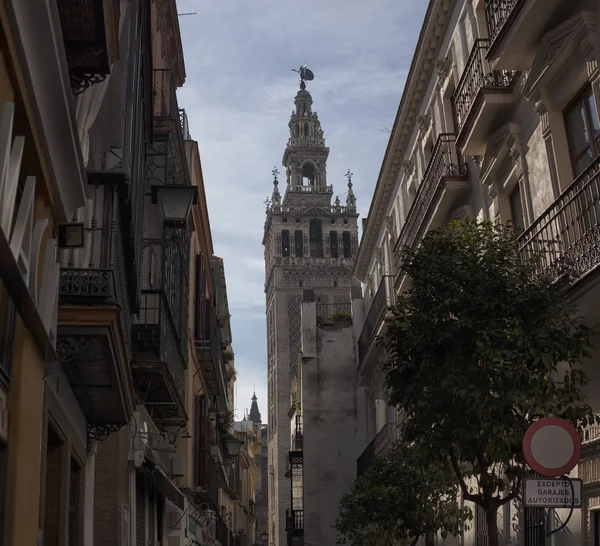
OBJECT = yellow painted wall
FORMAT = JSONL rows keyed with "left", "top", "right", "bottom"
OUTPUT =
{"left": 5, "top": 320, "right": 45, "bottom": 546}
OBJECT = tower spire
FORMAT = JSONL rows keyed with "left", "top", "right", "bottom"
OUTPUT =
{"left": 271, "top": 167, "right": 281, "bottom": 207}
{"left": 249, "top": 392, "right": 261, "bottom": 423}
{"left": 346, "top": 169, "right": 357, "bottom": 212}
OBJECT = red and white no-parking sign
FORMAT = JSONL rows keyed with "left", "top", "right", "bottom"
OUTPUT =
{"left": 522, "top": 417, "right": 581, "bottom": 477}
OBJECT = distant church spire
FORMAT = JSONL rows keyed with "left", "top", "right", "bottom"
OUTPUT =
{"left": 249, "top": 392, "right": 261, "bottom": 423}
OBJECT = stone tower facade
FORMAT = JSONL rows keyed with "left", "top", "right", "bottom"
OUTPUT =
{"left": 263, "top": 75, "right": 359, "bottom": 546}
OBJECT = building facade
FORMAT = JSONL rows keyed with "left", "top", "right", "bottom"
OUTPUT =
{"left": 263, "top": 75, "right": 360, "bottom": 546}
{"left": 0, "top": 0, "right": 241, "bottom": 545}
{"left": 353, "top": 0, "right": 600, "bottom": 545}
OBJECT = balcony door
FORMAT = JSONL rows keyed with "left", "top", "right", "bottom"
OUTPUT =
{"left": 565, "top": 86, "right": 600, "bottom": 178}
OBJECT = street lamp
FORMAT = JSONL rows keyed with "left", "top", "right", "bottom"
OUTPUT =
{"left": 225, "top": 437, "right": 244, "bottom": 457}
{"left": 151, "top": 184, "right": 198, "bottom": 224}
{"left": 259, "top": 532, "right": 268, "bottom": 544}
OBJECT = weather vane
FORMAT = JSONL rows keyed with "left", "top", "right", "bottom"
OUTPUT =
{"left": 345, "top": 169, "right": 354, "bottom": 185}
{"left": 272, "top": 167, "right": 280, "bottom": 184}
{"left": 292, "top": 63, "right": 315, "bottom": 89}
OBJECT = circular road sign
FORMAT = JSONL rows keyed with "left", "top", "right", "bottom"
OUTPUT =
{"left": 523, "top": 417, "right": 581, "bottom": 477}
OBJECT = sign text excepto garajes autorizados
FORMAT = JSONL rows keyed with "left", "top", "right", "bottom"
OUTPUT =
{"left": 524, "top": 478, "right": 583, "bottom": 508}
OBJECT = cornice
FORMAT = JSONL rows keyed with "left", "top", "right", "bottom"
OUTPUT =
{"left": 353, "top": 0, "right": 458, "bottom": 281}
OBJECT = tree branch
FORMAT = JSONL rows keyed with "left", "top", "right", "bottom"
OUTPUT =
{"left": 448, "top": 448, "right": 479, "bottom": 503}
{"left": 499, "top": 475, "right": 523, "bottom": 507}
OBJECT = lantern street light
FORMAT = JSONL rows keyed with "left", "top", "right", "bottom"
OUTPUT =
{"left": 151, "top": 184, "right": 198, "bottom": 224}
{"left": 259, "top": 532, "right": 269, "bottom": 544}
{"left": 225, "top": 437, "right": 244, "bottom": 457}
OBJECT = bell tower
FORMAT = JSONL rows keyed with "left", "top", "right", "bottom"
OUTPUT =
{"left": 262, "top": 67, "right": 360, "bottom": 546}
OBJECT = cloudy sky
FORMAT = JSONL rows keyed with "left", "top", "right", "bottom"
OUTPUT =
{"left": 176, "top": 0, "right": 427, "bottom": 421}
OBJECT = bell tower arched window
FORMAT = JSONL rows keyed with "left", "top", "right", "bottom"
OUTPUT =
{"left": 302, "top": 163, "right": 315, "bottom": 186}
{"left": 309, "top": 219, "right": 323, "bottom": 258}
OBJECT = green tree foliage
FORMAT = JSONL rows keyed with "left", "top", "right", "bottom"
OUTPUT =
{"left": 335, "top": 442, "right": 470, "bottom": 546}
{"left": 383, "top": 220, "right": 595, "bottom": 546}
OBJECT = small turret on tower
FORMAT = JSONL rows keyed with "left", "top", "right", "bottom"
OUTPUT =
{"left": 249, "top": 392, "right": 261, "bottom": 424}
{"left": 346, "top": 169, "right": 357, "bottom": 212}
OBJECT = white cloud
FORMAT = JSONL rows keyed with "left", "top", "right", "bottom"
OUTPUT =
{"left": 176, "top": 0, "right": 428, "bottom": 423}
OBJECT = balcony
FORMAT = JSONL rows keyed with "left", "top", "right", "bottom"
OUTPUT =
{"left": 194, "top": 299, "right": 229, "bottom": 411}
{"left": 453, "top": 40, "right": 518, "bottom": 155}
{"left": 517, "top": 155, "right": 600, "bottom": 323}
{"left": 57, "top": 173, "right": 136, "bottom": 438}
{"left": 356, "top": 423, "right": 397, "bottom": 477}
{"left": 392, "top": 133, "right": 469, "bottom": 275}
{"left": 56, "top": 0, "right": 120, "bottom": 94}
{"left": 151, "top": 69, "right": 191, "bottom": 187}
{"left": 484, "top": 0, "right": 574, "bottom": 71}
{"left": 132, "top": 290, "right": 186, "bottom": 425}
{"left": 186, "top": 447, "right": 220, "bottom": 509}
{"left": 290, "top": 510, "right": 304, "bottom": 537}
{"left": 292, "top": 415, "right": 303, "bottom": 451}
{"left": 357, "top": 275, "right": 395, "bottom": 371}
{"left": 582, "top": 415, "right": 600, "bottom": 450}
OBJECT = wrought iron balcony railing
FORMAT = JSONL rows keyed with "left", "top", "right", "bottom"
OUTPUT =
{"left": 292, "top": 510, "right": 304, "bottom": 535}
{"left": 485, "top": 0, "right": 523, "bottom": 47}
{"left": 151, "top": 69, "right": 192, "bottom": 187}
{"left": 59, "top": 176, "right": 133, "bottom": 357}
{"left": 153, "top": 69, "right": 179, "bottom": 121}
{"left": 193, "top": 448, "right": 220, "bottom": 508}
{"left": 133, "top": 290, "right": 186, "bottom": 407}
{"left": 453, "top": 39, "right": 517, "bottom": 134}
{"left": 316, "top": 301, "right": 352, "bottom": 327}
{"left": 517, "top": 155, "right": 600, "bottom": 285}
{"left": 194, "top": 299, "right": 229, "bottom": 407}
{"left": 141, "top": 234, "right": 190, "bottom": 364}
{"left": 356, "top": 423, "right": 397, "bottom": 477}
{"left": 357, "top": 275, "right": 395, "bottom": 365}
{"left": 393, "top": 134, "right": 467, "bottom": 268}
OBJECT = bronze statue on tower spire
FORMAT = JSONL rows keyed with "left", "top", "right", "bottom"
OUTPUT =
{"left": 292, "top": 63, "right": 315, "bottom": 89}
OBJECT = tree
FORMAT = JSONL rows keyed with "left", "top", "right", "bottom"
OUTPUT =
{"left": 335, "top": 442, "right": 470, "bottom": 546}
{"left": 383, "top": 220, "right": 595, "bottom": 546}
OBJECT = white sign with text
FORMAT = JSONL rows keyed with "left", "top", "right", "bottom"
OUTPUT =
{"left": 524, "top": 478, "right": 583, "bottom": 508}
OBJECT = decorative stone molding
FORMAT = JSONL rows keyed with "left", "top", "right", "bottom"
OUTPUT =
{"left": 510, "top": 145, "right": 523, "bottom": 178}
{"left": 416, "top": 113, "right": 431, "bottom": 135}
{"left": 402, "top": 159, "right": 414, "bottom": 178}
{"left": 435, "top": 56, "right": 452, "bottom": 79}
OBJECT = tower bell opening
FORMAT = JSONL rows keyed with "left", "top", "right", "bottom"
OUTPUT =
{"left": 302, "top": 163, "right": 315, "bottom": 186}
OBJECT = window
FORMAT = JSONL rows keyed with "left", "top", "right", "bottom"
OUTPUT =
{"left": 302, "top": 163, "right": 315, "bottom": 186}
{"left": 330, "top": 231, "right": 338, "bottom": 258}
{"left": 342, "top": 231, "right": 352, "bottom": 258}
{"left": 281, "top": 230, "right": 290, "bottom": 257}
{"left": 564, "top": 86, "right": 600, "bottom": 177}
{"left": 309, "top": 219, "right": 323, "bottom": 258}
{"left": 294, "top": 230, "right": 304, "bottom": 257}
{"left": 524, "top": 507, "right": 546, "bottom": 546}
{"left": 509, "top": 185, "right": 525, "bottom": 235}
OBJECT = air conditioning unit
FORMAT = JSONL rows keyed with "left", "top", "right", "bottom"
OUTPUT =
{"left": 0, "top": 387, "right": 8, "bottom": 444}
{"left": 171, "top": 455, "right": 184, "bottom": 477}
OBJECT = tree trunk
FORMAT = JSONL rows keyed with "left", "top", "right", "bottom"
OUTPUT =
{"left": 485, "top": 505, "right": 500, "bottom": 546}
